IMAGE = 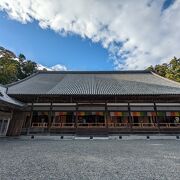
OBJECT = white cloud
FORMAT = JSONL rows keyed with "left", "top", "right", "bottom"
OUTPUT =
{"left": 37, "top": 63, "right": 67, "bottom": 71}
{"left": 50, "top": 64, "right": 67, "bottom": 71}
{"left": 0, "top": 0, "right": 180, "bottom": 69}
{"left": 36, "top": 64, "right": 51, "bottom": 71}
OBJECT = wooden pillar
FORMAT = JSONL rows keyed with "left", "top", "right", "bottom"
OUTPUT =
{"left": 128, "top": 102, "right": 133, "bottom": 131}
{"left": 105, "top": 102, "right": 109, "bottom": 135}
{"left": 27, "top": 102, "right": 33, "bottom": 135}
{"left": 105, "top": 102, "right": 108, "bottom": 128}
{"left": 6, "top": 109, "right": 15, "bottom": 136}
{"left": 48, "top": 102, "right": 53, "bottom": 133}
{"left": 75, "top": 103, "right": 78, "bottom": 130}
{"left": 10, "top": 109, "right": 14, "bottom": 121}
{"left": 154, "top": 102, "right": 160, "bottom": 132}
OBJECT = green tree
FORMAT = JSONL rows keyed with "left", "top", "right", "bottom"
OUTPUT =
{"left": 146, "top": 57, "right": 180, "bottom": 82}
{"left": 0, "top": 56, "right": 20, "bottom": 84}
{"left": 146, "top": 65, "right": 154, "bottom": 71}
{"left": 18, "top": 53, "right": 26, "bottom": 61}
{"left": 0, "top": 53, "right": 37, "bottom": 85}
{"left": 22, "top": 60, "right": 37, "bottom": 76}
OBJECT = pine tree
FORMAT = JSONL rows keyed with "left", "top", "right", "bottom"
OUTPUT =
{"left": 146, "top": 57, "right": 180, "bottom": 82}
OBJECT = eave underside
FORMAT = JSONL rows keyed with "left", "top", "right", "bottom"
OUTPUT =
{"left": 8, "top": 94, "right": 180, "bottom": 103}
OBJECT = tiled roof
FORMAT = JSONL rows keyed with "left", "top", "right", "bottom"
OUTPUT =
{"left": 7, "top": 71, "right": 180, "bottom": 95}
{"left": 0, "top": 85, "right": 25, "bottom": 108}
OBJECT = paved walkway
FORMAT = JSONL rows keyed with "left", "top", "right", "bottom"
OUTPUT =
{"left": 0, "top": 137, "right": 180, "bottom": 180}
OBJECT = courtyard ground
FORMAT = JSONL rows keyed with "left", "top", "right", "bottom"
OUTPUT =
{"left": 0, "top": 136, "right": 180, "bottom": 180}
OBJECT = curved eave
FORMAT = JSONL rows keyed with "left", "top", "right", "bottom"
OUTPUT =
{"left": 8, "top": 93, "right": 180, "bottom": 96}
{"left": 0, "top": 99, "right": 26, "bottom": 109}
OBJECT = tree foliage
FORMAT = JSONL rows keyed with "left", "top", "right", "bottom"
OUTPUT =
{"left": 146, "top": 57, "right": 180, "bottom": 83}
{"left": 0, "top": 53, "right": 37, "bottom": 85}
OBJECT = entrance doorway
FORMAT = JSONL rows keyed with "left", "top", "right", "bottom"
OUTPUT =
{"left": 0, "top": 118, "right": 10, "bottom": 136}
{"left": 77, "top": 112, "right": 105, "bottom": 127}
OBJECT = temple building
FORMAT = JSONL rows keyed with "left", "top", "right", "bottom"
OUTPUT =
{"left": 0, "top": 70, "right": 180, "bottom": 136}
{"left": 0, "top": 84, "right": 24, "bottom": 136}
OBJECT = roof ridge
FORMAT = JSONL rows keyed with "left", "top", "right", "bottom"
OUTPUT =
{"left": 151, "top": 71, "right": 180, "bottom": 86}
{"left": 7, "top": 71, "right": 40, "bottom": 87}
{"left": 47, "top": 73, "right": 66, "bottom": 94}
{"left": 38, "top": 70, "right": 151, "bottom": 74}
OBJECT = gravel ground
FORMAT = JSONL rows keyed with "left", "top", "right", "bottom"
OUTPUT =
{"left": 0, "top": 137, "right": 180, "bottom": 180}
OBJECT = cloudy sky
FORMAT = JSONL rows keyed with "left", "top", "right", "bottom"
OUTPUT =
{"left": 0, "top": 0, "right": 179, "bottom": 70}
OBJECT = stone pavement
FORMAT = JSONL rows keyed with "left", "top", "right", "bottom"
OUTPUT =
{"left": 0, "top": 137, "right": 180, "bottom": 180}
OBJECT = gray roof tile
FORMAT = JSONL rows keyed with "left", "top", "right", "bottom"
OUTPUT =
{"left": 7, "top": 71, "right": 180, "bottom": 95}
{"left": 0, "top": 85, "right": 25, "bottom": 107}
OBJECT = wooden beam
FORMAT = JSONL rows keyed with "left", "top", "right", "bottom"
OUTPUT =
{"left": 48, "top": 102, "right": 53, "bottom": 133}
{"left": 75, "top": 103, "right": 78, "bottom": 130}
{"left": 154, "top": 102, "right": 160, "bottom": 132}
{"left": 27, "top": 102, "right": 33, "bottom": 135}
{"left": 105, "top": 102, "right": 108, "bottom": 129}
{"left": 128, "top": 102, "right": 133, "bottom": 131}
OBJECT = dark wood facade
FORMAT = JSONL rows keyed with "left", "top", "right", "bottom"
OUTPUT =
{"left": 17, "top": 95, "right": 180, "bottom": 136}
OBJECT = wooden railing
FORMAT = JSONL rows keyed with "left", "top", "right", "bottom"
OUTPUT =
{"left": 32, "top": 122, "right": 75, "bottom": 128}
{"left": 159, "top": 123, "right": 180, "bottom": 128}
{"left": 108, "top": 123, "right": 180, "bottom": 128}
{"left": 132, "top": 123, "right": 180, "bottom": 128}
{"left": 108, "top": 123, "right": 130, "bottom": 128}
{"left": 77, "top": 123, "right": 106, "bottom": 128}
{"left": 132, "top": 123, "right": 157, "bottom": 127}
{"left": 31, "top": 122, "right": 180, "bottom": 128}
{"left": 32, "top": 123, "right": 48, "bottom": 128}
{"left": 51, "top": 123, "right": 75, "bottom": 128}
{"left": 108, "top": 123, "right": 157, "bottom": 128}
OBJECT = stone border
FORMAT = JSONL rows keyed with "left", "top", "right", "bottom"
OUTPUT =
{"left": 3, "top": 134, "right": 178, "bottom": 141}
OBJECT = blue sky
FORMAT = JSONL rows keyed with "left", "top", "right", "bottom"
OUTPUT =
{"left": 0, "top": 11, "right": 112, "bottom": 70}
{"left": 0, "top": 0, "right": 178, "bottom": 70}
